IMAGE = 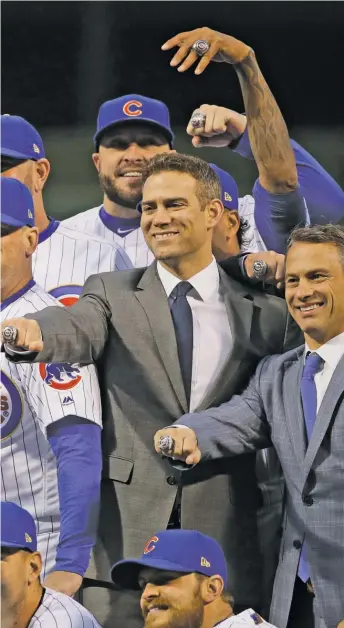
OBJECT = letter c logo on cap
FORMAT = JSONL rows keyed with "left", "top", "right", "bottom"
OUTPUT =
{"left": 123, "top": 100, "right": 143, "bottom": 117}
{"left": 143, "top": 535, "right": 159, "bottom": 554}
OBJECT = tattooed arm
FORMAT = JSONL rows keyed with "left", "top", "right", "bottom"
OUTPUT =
{"left": 234, "top": 51, "right": 297, "bottom": 193}
{"left": 162, "top": 27, "right": 298, "bottom": 194}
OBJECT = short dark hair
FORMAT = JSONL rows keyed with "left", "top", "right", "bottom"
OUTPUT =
{"left": 237, "top": 218, "right": 250, "bottom": 249}
{"left": 1, "top": 155, "right": 28, "bottom": 173}
{"left": 142, "top": 152, "right": 222, "bottom": 209}
{"left": 1, "top": 223, "right": 22, "bottom": 238}
{"left": 287, "top": 223, "right": 344, "bottom": 264}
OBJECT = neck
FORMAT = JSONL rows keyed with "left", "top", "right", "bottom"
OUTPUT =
{"left": 305, "top": 327, "right": 344, "bottom": 350}
{"left": 34, "top": 195, "right": 50, "bottom": 233}
{"left": 103, "top": 194, "right": 140, "bottom": 219}
{"left": 202, "top": 601, "right": 235, "bottom": 628}
{"left": 1, "top": 271, "right": 33, "bottom": 303}
{"left": 14, "top": 583, "right": 43, "bottom": 628}
{"left": 160, "top": 251, "right": 214, "bottom": 280}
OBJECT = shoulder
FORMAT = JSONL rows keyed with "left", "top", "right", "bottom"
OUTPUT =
{"left": 36, "top": 589, "right": 100, "bottom": 627}
{"left": 258, "top": 346, "right": 304, "bottom": 377}
{"left": 2, "top": 286, "right": 60, "bottom": 319}
{"left": 62, "top": 206, "right": 101, "bottom": 226}
{"left": 56, "top": 222, "right": 120, "bottom": 249}
{"left": 89, "top": 266, "right": 148, "bottom": 290}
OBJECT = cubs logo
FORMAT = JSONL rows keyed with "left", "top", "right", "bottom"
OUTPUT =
{"left": 1, "top": 371, "right": 24, "bottom": 440}
{"left": 122, "top": 100, "right": 143, "bottom": 117}
{"left": 39, "top": 363, "right": 82, "bottom": 390}
{"left": 143, "top": 535, "right": 159, "bottom": 555}
{"left": 49, "top": 285, "right": 83, "bottom": 307}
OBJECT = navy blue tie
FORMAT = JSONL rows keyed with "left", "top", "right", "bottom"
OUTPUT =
{"left": 169, "top": 281, "right": 193, "bottom": 407}
{"left": 298, "top": 351, "right": 324, "bottom": 583}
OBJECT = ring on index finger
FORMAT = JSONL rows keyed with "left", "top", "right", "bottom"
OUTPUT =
{"left": 158, "top": 435, "right": 175, "bottom": 456}
{"left": 190, "top": 112, "right": 206, "bottom": 129}
{"left": 2, "top": 325, "right": 18, "bottom": 344}
{"left": 192, "top": 40, "right": 210, "bottom": 57}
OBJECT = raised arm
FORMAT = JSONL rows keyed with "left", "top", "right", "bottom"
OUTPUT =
{"left": 1, "top": 274, "right": 111, "bottom": 365}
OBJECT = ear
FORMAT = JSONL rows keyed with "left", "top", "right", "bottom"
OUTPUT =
{"left": 207, "top": 199, "right": 224, "bottom": 228}
{"left": 225, "top": 210, "right": 240, "bottom": 236}
{"left": 92, "top": 152, "right": 100, "bottom": 172}
{"left": 201, "top": 575, "right": 224, "bottom": 604}
{"left": 27, "top": 552, "right": 42, "bottom": 585}
{"left": 34, "top": 159, "right": 50, "bottom": 193}
{"left": 24, "top": 227, "right": 39, "bottom": 257}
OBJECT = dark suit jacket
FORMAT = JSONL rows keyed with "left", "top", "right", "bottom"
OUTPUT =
{"left": 19, "top": 261, "right": 301, "bottom": 608}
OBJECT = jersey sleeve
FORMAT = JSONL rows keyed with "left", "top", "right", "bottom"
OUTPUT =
{"left": 17, "top": 361, "right": 102, "bottom": 432}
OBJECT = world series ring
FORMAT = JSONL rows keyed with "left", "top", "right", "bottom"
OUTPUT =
{"left": 159, "top": 435, "right": 175, "bottom": 455}
{"left": 190, "top": 112, "right": 206, "bottom": 129}
{"left": 252, "top": 260, "right": 268, "bottom": 280}
{"left": 2, "top": 325, "right": 18, "bottom": 344}
{"left": 192, "top": 39, "right": 210, "bottom": 57}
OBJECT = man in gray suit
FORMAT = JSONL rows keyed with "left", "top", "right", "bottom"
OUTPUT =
{"left": 155, "top": 224, "right": 344, "bottom": 628}
{"left": 2, "top": 150, "right": 301, "bottom": 626}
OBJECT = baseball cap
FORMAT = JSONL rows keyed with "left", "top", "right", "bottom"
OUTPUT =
{"left": 1, "top": 502, "right": 37, "bottom": 552}
{"left": 1, "top": 115, "right": 45, "bottom": 161}
{"left": 1, "top": 177, "right": 35, "bottom": 228}
{"left": 94, "top": 94, "right": 174, "bottom": 148}
{"left": 210, "top": 164, "right": 239, "bottom": 211}
{"left": 110, "top": 529, "right": 228, "bottom": 590}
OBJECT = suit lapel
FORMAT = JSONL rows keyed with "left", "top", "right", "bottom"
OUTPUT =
{"left": 282, "top": 350, "right": 308, "bottom": 468}
{"left": 303, "top": 355, "right": 344, "bottom": 479}
{"left": 134, "top": 263, "right": 188, "bottom": 413}
{"left": 197, "top": 268, "right": 256, "bottom": 411}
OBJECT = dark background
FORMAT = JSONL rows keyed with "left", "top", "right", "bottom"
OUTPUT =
{"left": 2, "top": 1, "right": 344, "bottom": 216}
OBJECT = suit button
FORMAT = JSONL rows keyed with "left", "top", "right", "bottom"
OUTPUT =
{"left": 166, "top": 476, "right": 176, "bottom": 486}
{"left": 303, "top": 495, "right": 314, "bottom": 506}
{"left": 293, "top": 540, "right": 302, "bottom": 550}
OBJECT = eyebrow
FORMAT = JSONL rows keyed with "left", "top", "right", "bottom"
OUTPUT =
{"left": 286, "top": 267, "right": 331, "bottom": 277}
{"left": 141, "top": 197, "right": 188, "bottom": 207}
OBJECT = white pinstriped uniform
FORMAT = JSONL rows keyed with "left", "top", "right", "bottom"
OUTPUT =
{"left": 1, "top": 283, "right": 102, "bottom": 578}
{"left": 29, "top": 588, "right": 101, "bottom": 627}
{"left": 62, "top": 197, "right": 266, "bottom": 269}
{"left": 217, "top": 609, "right": 277, "bottom": 627}
{"left": 32, "top": 221, "right": 132, "bottom": 304}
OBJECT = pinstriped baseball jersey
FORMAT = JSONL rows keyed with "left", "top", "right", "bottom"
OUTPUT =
{"left": 1, "top": 282, "right": 102, "bottom": 578}
{"left": 216, "top": 609, "right": 277, "bottom": 626}
{"left": 62, "top": 197, "right": 267, "bottom": 268}
{"left": 32, "top": 220, "right": 132, "bottom": 304}
{"left": 29, "top": 588, "right": 101, "bottom": 627}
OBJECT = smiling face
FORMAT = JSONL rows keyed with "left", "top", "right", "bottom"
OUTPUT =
{"left": 139, "top": 568, "right": 204, "bottom": 628}
{"left": 285, "top": 241, "right": 344, "bottom": 348}
{"left": 92, "top": 123, "right": 171, "bottom": 209}
{"left": 140, "top": 170, "right": 223, "bottom": 274}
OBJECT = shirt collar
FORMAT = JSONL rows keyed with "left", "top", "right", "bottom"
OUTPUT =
{"left": 305, "top": 331, "right": 344, "bottom": 371}
{"left": 157, "top": 257, "right": 219, "bottom": 301}
{"left": 1, "top": 279, "right": 36, "bottom": 311}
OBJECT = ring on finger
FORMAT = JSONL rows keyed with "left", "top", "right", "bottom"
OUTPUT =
{"left": 191, "top": 40, "right": 210, "bottom": 57}
{"left": 190, "top": 112, "right": 206, "bottom": 129}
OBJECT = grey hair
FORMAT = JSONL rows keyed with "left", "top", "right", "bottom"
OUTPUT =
{"left": 287, "top": 223, "right": 344, "bottom": 264}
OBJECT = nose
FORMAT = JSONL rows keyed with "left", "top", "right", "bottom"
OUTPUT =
{"left": 121, "top": 143, "right": 146, "bottom": 164}
{"left": 141, "top": 582, "right": 160, "bottom": 603}
{"left": 294, "top": 278, "right": 315, "bottom": 301}
{"left": 152, "top": 204, "right": 172, "bottom": 227}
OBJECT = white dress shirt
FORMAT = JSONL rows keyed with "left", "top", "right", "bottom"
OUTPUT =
{"left": 157, "top": 258, "right": 232, "bottom": 411}
{"left": 305, "top": 331, "right": 344, "bottom": 412}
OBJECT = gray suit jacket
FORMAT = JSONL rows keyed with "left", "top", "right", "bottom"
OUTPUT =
{"left": 177, "top": 348, "right": 344, "bottom": 628}
{"left": 23, "top": 262, "right": 300, "bottom": 608}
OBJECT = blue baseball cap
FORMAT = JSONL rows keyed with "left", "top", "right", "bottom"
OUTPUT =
{"left": 209, "top": 164, "right": 239, "bottom": 211}
{"left": 1, "top": 502, "right": 37, "bottom": 551}
{"left": 110, "top": 529, "right": 228, "bottom": 590}
{"left": 1, "top": 177, "right": 35, "bottom": 228}
{"left": 1, "top": 115, "right": 45, "bottom": 161}
{"left": 94, "top": 94, "right": 174, "bottom": 148}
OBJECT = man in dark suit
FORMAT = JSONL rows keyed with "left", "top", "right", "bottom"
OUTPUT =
{"left": 2, "top": 152, "right": 301, "bottom": 626}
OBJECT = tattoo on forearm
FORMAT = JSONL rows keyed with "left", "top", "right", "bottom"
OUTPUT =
{"left": 235, "top": 49, "right": 297, "bottom": 192}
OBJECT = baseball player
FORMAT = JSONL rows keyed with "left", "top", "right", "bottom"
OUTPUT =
{"left": 1, "top": 177, "right": 103, "bottom": 596}
{"left": 63, "top": 28, "right": 343, "bottom": 265}
{"left": 110, "top": 529, "right": 278, "bottom": 628}
{"left": 1, "top": 501, "right": 102, "bottom": 628}
{"left": 1, "top": 114, "right": 132, "bottom": 306}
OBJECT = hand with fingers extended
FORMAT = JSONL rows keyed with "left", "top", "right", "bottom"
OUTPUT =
{"left": 186, "top": 104, "right": 247, "bottom": 148}
{"left": 161, "top": 26, "right": 251, "bottom": 75}
{"left": 1, "top": 318, "right": 43, "bottom": 353}
{"left": 154, "top": 427, "right": 201, "bottom": 466}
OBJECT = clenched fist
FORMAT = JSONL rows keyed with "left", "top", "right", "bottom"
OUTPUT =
{"left": 186, "top": 105, "right": 247, "bottom": 148}
{"left": 1, "top": 318, "right": 43, "bottom": 353}
{"left": 154, "top": 427, "right": 201, "bottom": 466}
